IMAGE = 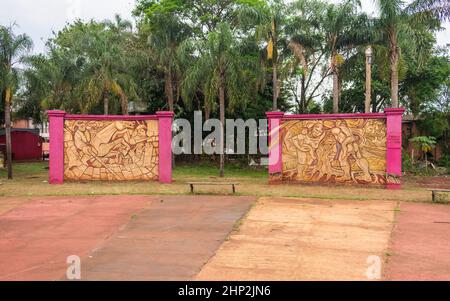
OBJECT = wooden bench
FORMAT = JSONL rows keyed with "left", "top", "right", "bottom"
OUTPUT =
{"left": 188, "top": 182, "right": 240, "bottom": 194}
{"left": 427, "top": 189, "right": 450, "bottom": 203}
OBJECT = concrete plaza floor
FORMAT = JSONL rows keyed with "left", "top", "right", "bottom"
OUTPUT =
{"left": 0, "top": 195, "right": 449, "bottom": 280}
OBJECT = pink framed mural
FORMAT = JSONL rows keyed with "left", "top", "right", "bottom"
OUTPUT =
{"left": 267, "top": 108, "right": 405, "bottom": 189}
{"left": 47, "top": 111, "right": 174, "bottom": 184}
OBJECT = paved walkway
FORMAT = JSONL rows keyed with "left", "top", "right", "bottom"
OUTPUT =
{"left": 2, "top": 194, "right": 450, "bottom": 280}
{"left": 196, "top": 197, "right": 396, "bottom": 280}
{"left": 0, "top": 195, "right": 254, "bottom": 280}
{"left": 81, "top": 195, "right": 254, "bottom": 280}
{"left": 384, "top": 202, "right": 450, "bottom": 280}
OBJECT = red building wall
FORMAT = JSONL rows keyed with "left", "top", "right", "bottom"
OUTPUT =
{"left": 0, "top": 131, "right": 43, "bottom": 161}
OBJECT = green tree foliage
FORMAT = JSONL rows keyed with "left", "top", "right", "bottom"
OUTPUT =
{"left": 1, "top": 0, "right": 448, "bottom": 175}
{"left": 410, "top": 135, "right": 437, "bottom": 170}
{"left": 181, "top": 23, "right": 257, "bottom": 176}
{"left": 19, "top": 17, "right": 142, "bottom": 116}
{"left": 0, "top": 24, "right": 33, "bottom": 179}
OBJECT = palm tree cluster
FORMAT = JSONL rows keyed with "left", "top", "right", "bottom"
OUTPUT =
{"left": 1, "top": 0, "right": 449, "bottom": 178}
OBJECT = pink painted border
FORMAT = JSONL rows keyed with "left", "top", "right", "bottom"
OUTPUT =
{"left": 283, "top": 112, "right": 386, "bottom": 120}
{"left": 266, "top": 112, "right": 284, "bottom": 181}
{"left": 157, "top": 111, "right": 174, "bottom": 183}
{"left": 268, "top": 109, "right": 405, "bottom": 189}
{"left": 385, "top": 108, "right": 405, "bottom": 189}
{"left": 46, "top": 110, "right": 173, "bottom": 184}
{"left": 47, "top": 110, "right": 66, "bottom": 184}
{"left": 65, "top": 114, "right": 158, "bottom": 121}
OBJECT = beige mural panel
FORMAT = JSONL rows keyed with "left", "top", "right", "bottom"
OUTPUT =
{"left": 64, "top": 120, "right": 159, "bottom": 181}
{"left": 282, "top": 119, "right": 386, "bottom": 185}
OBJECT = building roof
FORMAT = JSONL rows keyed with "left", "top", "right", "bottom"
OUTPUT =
{"left": 0, "top": 128, "right": 40, "bottom": 136}
{"left": 403, "top": 114, "right": 423, "bottom": 122}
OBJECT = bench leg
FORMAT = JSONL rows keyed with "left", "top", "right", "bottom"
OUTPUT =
{"left": 432, "top": 191, "right": 435, "bottom": 203}
{"left": 232, "top": 184, "right": 235, "bottom": 194}
{"left": 190, "top": 184, "right": 194, "bottom": 194}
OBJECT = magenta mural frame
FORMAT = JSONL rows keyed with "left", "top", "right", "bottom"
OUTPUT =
{"left": 46, "top": 110, "right": 174, "bottom": 184}
{"left": 266, "top": 108, "right": 405, "bottom": 189}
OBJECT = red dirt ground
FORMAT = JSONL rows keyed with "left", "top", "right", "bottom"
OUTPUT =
{"left": 0, "top": 196, "right": 151, "bottom": 280}
{"left": 404, "top": 176, "right": 450, "bottom": 189}
{"left": 0, "top": 195, "right": 254, "bottom": 280}
{"left": 2, "top": 194, "right": 450, "bottom": 280}
{"left": 384, "top": 202, "right": 450, "bottom": 280}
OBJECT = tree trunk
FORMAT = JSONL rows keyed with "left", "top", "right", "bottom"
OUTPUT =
{"left": 120, "top": 94, "right": 129, "bottom": 115}
{"left": 300, "top": 74, "right": 306, "bottom": 113}
{"left": 204, "top": 101, "right": 210, "bottom": 121}
{"left": 4, "top": 87, "right": 13, "bottom": 179}
{"left": 103, "top": 88, "right": 109, "bottom": 115}
{"left": 332, "top": 56, "right": 339, "bottom": 113}
{"left": 390, "top": 33, "right": 399, "bottom": 108}
{"left": 272, "top": 61, "right": 278, "bottom": 111}
{"left": 365, "top": 54, "right": 372, "bottom": 113}
{"left": 219, "top": 73, "right": 225, "bottom": 178}
{"left": 166, "top": 68, "right": 175, "bottom": 112}
{"left": 271, "top": 18, "right": 278, "bottom": 112}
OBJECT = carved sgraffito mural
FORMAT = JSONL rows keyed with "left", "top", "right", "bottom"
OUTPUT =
{"left": 281, "top": 119, "right": 387, "bottom": 185}
{"left": 64, "top": 120, "right": 159, "bottom": 181}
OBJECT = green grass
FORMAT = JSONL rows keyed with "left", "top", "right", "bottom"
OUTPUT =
{"left": 0, "top": 161, "right": 441, "bottom": 203}
{"left": 0, "top": 161, "right": 266, "bottom": 180}
{"left": 0, "top": 161, "right": 48, "bottom": 179}
{"left": 173, "top": 162, "right": 266, "bottom": 178}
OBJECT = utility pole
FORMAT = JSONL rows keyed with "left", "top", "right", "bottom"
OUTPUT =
{"left": 365, "top": 46, "right": 373, "bottom": 113}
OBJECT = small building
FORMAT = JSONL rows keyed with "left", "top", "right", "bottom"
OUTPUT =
{"left": 0, "top": 129, "right": 44, "bottom": 161}
{"left": 13, "top": 118, "right": 49, "bottom": 140}
{"left": 402, "top": 115, "right": 446, "bottom": 162}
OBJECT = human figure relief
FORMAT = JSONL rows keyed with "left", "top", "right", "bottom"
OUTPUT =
{"left": 282, "top": 119, "right": 386, "bottom": 185}
{"left": 64, "top": 120, "right": 159, "bottom": 181}
{"left": 291, "top": 122, "right": 326, "bottom": 180}
{"left": 330, "top": 120, "right": 372, "bottom": 183}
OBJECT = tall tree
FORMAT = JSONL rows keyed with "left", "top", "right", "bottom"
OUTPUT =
{"left": 0, "top": 25, "right": 32, "bottom": 179}
{"left": 321, "top": 0, "right": 372, "bottom": 113}
{"left": 181, "top": 23, "right": 252, "bottom": 177}
{"left": 239, "top": 0, "right": 289, "bottom": 111}
{"left": 48, "top": 19, "right": 137, "bottom": 115}
{"left": 285, "top": 0, "right": 330, "bottom": 113}
{"left": 144, "top": 11, "right": 190, "bottom": 112}
{"left": 375, "top": 0, "right": 449, "bottom": 108}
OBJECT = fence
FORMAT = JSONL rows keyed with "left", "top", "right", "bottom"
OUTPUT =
{"left": 266, "top": 108, "right": 405, "bottom": 189}
{"left": 47, "top": 110, "right": 174, "bottom": 184}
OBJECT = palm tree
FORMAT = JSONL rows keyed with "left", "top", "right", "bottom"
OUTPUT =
{"left": 55, "top": 20, "right": 136, "bottom": 115}
{"left": 0, "top": 25, "right": 32, "bottom": 179}
{"left": 238, "top": 0, "right": 288, "bottom": 111}
{"left": 181, "top": 23, "right": 251, "bottom": 177}
{"left": 285, "top": 0, "right": 330, "bottom": 113}
{"left": 147, "top": 12, "right": 190, "bottom": 112}
{"left": 321, "top": 0, "right": 371, "bottom": 113}
{"left": 375, "top": 0, "right": 449, "bottom": 108}
{"left": 103, "top": 15, "right": 136, "bottom": 115}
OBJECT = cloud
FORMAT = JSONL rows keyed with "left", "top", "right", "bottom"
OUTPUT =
{"left": 1, "top": 0, "right": 134, "bottom": 54}
{"left": 1, "top": 0, "right": 448, "bottom": 55}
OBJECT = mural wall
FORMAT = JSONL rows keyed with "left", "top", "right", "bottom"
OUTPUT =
{"left": 281, "top": 119, "right": 387, "bottom": 185}
{"left": 63, "top": 120, "right": 159, "bottom": 181}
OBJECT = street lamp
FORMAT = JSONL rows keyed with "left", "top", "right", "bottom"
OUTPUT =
{"left": 365, "top": 46, "right": 373, "bottom": 64}
{"left": 365, "top": 46, "right": 373, "bottom": 113}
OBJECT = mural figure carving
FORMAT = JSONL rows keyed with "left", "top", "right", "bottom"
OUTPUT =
{"left": 64, "top": 120, "right": 159, "bottom": 181}
{"left": 282, "top": 119, "right": 386, "bottom": 185}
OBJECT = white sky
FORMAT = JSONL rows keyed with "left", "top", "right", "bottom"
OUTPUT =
{"left": 1, "top": 0, "right": 449, "bottom": 54}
